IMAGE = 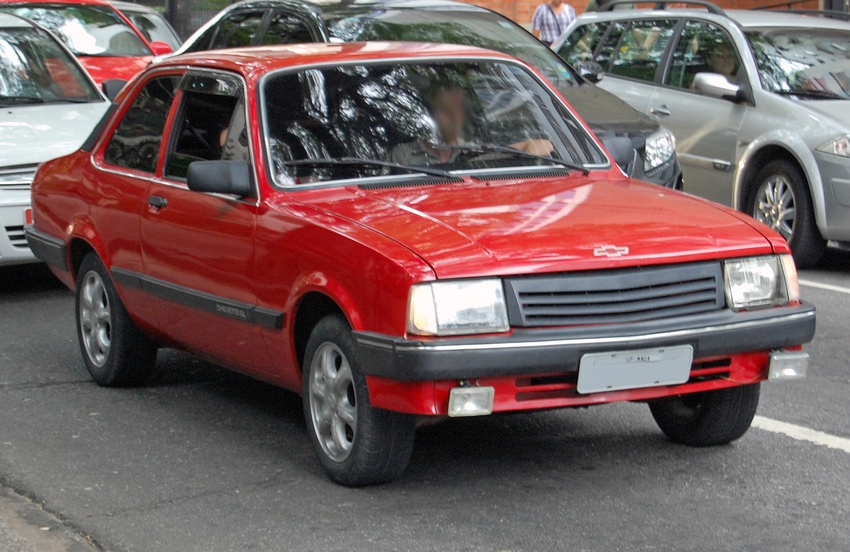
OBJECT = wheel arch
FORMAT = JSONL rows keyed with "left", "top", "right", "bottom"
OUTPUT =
{"left": 292, "top": 291, "right": 348, "bottom": 373}
{"left": 734, "top": 135, "right": 827, "bottom": 236}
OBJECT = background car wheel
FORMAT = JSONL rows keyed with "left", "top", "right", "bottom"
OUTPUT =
{"left": 302, "top": 314, "right": 415, "bottom": 486}
{"left": 749, "top": 159, "right": 825, "bottom": 268}
{"left": 648, "top": 384, "right": 760, "bottom": 447}
{"left": 76, "top": 253, "right": 157, "bottom": 387}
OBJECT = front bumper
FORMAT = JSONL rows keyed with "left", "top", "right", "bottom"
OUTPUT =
{"left": 354, "top": 303, "right": 815, "bottom": 382}
{"left": 0, "top": 195, "right": 36, "bottom": 266}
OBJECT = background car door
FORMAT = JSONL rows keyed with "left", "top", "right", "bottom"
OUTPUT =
{"left": 260, "top": 9, "right": 319, "bottom": 44}
{"left": 593, "top": 18, "right": 679, "bottom": 116}
{"left": 140, "top": 71, "right": 276, "bottom": 375}
{"left": 182, "top": 8, "right": 269, "bottom": 52}
{"left": 94, "top": 74, "right": 178, "bottom": 330}
{"left": 649, "top": 20, "right": 747, "bottom": 205}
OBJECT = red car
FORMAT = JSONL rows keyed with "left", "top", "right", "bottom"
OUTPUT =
{"left": 0, "top": 0, "right": 172, "bottom": 85}
{"left": 25, "top": 42, "right": 815, "bottom": 486}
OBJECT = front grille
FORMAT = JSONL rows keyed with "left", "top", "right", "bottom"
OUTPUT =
{"left": 0, "top": 164, "right": 37, "bottom": 190}
{"left": 5, "top": 225, "right": 27, "bottom": 248}
{"left": 505, "top": 261, "right": 724, "bottom": 327}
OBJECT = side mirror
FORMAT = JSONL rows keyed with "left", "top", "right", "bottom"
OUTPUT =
{"left": 574, "top": 61, "right": 604, "bottom": 83}
{"left": 187, "top": 160, "right": 254, "bottom": 197}
{"left": 600, "top": 136, "right": 635, "bottom": 170}
{"left": 693, "top": 72, "right": 741, "bottom": 102}
{"left": 150, "top": 41, "right": 173, "bottom": 56}
{"left": 102, "top": 79, "right": 127, "bottom": 101}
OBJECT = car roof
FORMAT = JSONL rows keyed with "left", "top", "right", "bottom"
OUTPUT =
{"left": 0, "top": 11, "right": 35, "bottom": 26}
{"left": 0, "top": 0, "right": 115, "bottom": 5}
{"left": 726, "top": 9, "right": 850, "bottom": 30}
{"left": 109, "top": 0, "right": 159, "bottom": 13}
{"left": 213, "top": 0, "right": 490, "bottom": 16}
{"left": 577, "top": 6, "right": 850, "bottom": 31}
{"left": 159, "top": 41, "right": 515, "bottom": 74}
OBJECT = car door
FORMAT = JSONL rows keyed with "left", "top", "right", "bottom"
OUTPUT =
{"left": 649, "top": 20, "right": 748, "bottom": 206}
{"left": 93, "top": 72, "right": 179, "bottom": 330}
{"left": 592, "top": 18, "right": 679, "bottom": 116}
{"left": 139, "top": 70, "right": 276, "bottom": 375}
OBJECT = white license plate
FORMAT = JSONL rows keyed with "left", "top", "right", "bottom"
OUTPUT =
{"left": 576, "top": 345, "right": 693, "bottom": 395}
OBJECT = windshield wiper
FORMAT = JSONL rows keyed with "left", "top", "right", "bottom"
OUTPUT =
{"left": 446, "top": 144, "right": 590, "bottom": 175}
{"left": 774, "top": 89, "right": 845, "bottom": 100}
{"left": 0, "top": 95, "right": 44, "bottom": 105}
{"left": 282, "top": 157, "right": 456, "bottom": 179}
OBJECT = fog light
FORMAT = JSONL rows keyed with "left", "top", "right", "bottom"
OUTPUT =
{"left": 768, "top": 350, "right": 808, "bottom": 381}
{"left": 448, "top": 386, "right": 495, "bottom": 417}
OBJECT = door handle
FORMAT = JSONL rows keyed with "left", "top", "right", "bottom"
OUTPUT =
{"left": 148, "top": 195, "right": 168, "bottom": 209}
{"left": 650, "top": 105, "right": 671, "bottom": 117}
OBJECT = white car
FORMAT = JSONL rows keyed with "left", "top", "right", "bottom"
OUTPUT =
{"left": 0, "top": 12, "right": 109, "bottom": 265}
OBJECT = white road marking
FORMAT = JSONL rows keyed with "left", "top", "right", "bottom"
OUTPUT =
{"left": 799, "top": 279, "right": 850, "bottom": 295}
{"left": 752, "top": 416, "right": 850, "bottom": 454}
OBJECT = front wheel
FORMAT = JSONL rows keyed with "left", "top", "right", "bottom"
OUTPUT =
{"left": 302, "top": 314, "right": 415, "bottom": 486}
{"left": 75, "top": 253, "right": 157, "bottom": 386}
{"left": 648, "top": 384, "right": 760, "bottom": 447}
{"left": 748, "top": 159, "right": 825, "bottom": 268}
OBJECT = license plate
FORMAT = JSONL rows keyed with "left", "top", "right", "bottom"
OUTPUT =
{"left": 576, "top": 345, "right": 693, "bottom": 395}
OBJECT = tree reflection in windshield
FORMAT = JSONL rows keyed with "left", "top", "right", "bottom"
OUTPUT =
{"left": 0, "top": 27, "right": 101, "bottom": 105}
{"left": 263, "top": 60, "right": 605, "bottom": 185}
{"left": 747, "top": 28, "right": 850, "bottom": 99}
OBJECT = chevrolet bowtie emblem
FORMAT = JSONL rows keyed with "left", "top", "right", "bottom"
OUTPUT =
{"left": 593, "top": 245, "right": 629, "bottom": 257}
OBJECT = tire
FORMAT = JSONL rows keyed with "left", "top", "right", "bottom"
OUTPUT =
{"left": 75, "top": 253, "right": 157, "bottom": 387}
{"left": 302, "top": 314, "right": 415, "bottom": 486}
{"left": 748, "top": 159, "right": 826, "bottom": 268}
{"left": 648, "top": 384, "right": 760, "bottom": 447}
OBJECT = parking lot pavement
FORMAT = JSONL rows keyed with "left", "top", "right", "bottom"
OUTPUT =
{"left": 0, "top": 257, "right": 848, "bottom": 551}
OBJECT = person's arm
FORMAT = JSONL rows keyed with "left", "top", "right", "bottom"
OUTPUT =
{"left": 531, "top": 5, "right": 543, "bottom": 38}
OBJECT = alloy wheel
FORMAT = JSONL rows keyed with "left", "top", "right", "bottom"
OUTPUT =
{"left": 309, "top": 342, "right": 358, "bottom": 462}
{"left": 753, "top": 175, "right": 796, "bottom": 240}
{"left": 79, "top": 271, "right": 112, "bottom": 367}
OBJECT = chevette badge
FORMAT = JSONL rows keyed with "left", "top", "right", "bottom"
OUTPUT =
{"left": 593, "top": 245, "right": 629, "bottom": 258}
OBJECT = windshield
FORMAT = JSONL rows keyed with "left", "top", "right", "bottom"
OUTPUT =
{"left": 122, "top": 10, "right": 180, "bottom": 50}
{"left": 262, "top": 60, "right": 606, "bottom": 186}
{"left": 1, "top": 4, "right": 151, "bottom": 56}
{"left": 0, "top": 26, "right": 102, "bottom": 106}
{"left": 747, "top": 27, "right": 850, "bottom": 99}
{"left": 327, "top": 10, "right": 580, "bottom": 92}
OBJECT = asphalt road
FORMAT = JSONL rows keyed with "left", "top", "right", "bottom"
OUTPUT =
{"left": 1, "top": 253, "right": 848, "bottom": 552}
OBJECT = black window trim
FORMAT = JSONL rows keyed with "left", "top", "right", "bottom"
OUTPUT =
{"left": 207, "top": 8, "right": 273, "bottom": 50}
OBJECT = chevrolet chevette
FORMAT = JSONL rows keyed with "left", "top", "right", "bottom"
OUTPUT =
{"left": 26, "top": 42, "right": 815, "bottom": 486}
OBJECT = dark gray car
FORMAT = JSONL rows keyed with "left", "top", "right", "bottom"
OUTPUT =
{"left": 165, "top": 0, "right": 682, "bottom": 188}
{"left": 554, "top": 3, "right": 850, "bottom": 267}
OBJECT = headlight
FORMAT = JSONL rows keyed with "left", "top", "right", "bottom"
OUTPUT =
{"left": 407, "top": 279, "right": 509, "bottom": 336}
{"left": 644, "top": 126, "right": 676, "bottom": 172}
{"left": 817, "top": 135, "right": 850, "bottom": 157}
{"left": 723, "top": 255, "right": 799, "bottom": 311}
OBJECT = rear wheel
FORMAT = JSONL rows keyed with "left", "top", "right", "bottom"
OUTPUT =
{"left": 76, "top": 253, "right": 157, "bottom": 386}
{"left": 648, "top": 384, "right": 760, "bottom": 447}
{"left": 302, "top": 314, "right": 415, "bottom": 486}
{"left": 748, "top": 159, "right": 825, "bottom": 268}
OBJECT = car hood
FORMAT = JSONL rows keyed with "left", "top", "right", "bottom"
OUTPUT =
{"left": 78, "top": 55, "right": 152, "bottom": 85}
{"left": 0, "top": 102, "right": 109, "bottom": 167}
{"left": 798, "top": 99, "right": 850, "bottom": 127}
{"left": 560, "top": 85, "right": 658, "bottom": 134}
{"left": 302, "top": 174, "right": 775, "bottom": 279}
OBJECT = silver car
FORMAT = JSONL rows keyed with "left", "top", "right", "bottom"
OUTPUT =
{"left": 553, "top": 3, "right": 850, "bottom": 267}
